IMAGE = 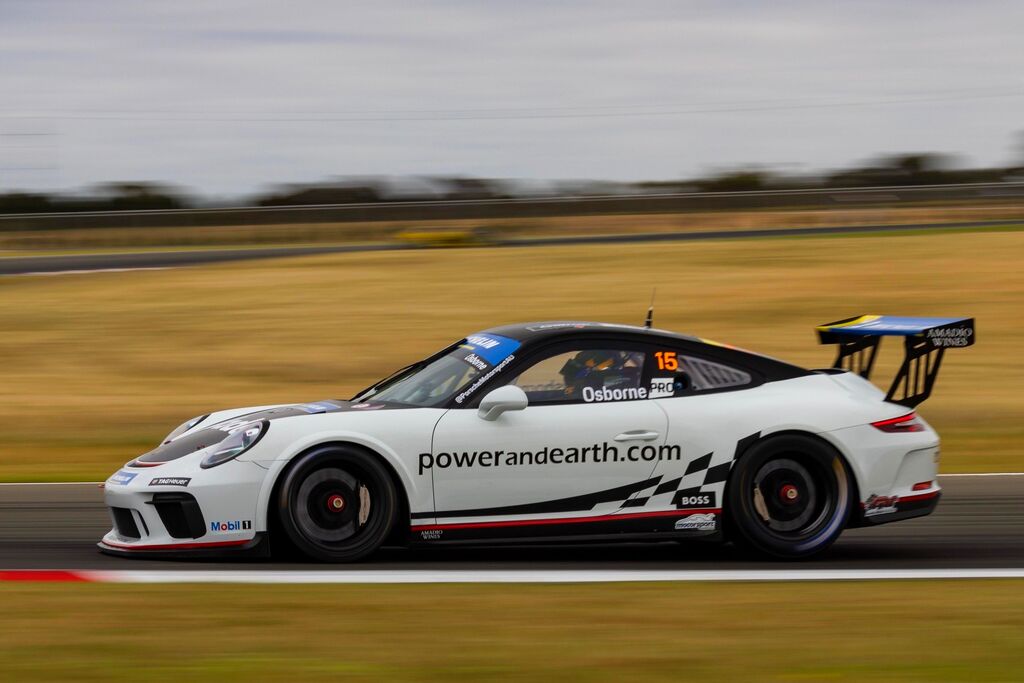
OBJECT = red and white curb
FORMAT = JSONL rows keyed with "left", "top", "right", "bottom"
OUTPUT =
{"left": 3, "top": 568, "right": 1024, "bottom": 584}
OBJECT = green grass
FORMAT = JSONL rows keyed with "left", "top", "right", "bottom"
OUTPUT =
{"left": 0, "top": 229, "right": 1021, "bottom": 481}
{"left": 1, "top": 580, "right": 1022, "bottom": 681}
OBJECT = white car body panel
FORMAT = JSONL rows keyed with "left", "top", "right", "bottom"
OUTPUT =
{"left": 245, "top": 408, "right": 447, "bottom": 525}
{"left": 430, "top": 399, "right": 668, "bottom": 518}
{"left": 98, "top": 320, "right": 953, "bottom": 558}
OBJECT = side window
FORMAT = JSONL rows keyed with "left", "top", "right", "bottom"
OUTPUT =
{"left": 512, "top": 348, "right": 646, "bottom": 404}
{"left": 650, "top": 350, "right": 752, "bottom": 397}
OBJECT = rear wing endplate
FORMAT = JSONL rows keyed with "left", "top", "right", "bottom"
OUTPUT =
{"left": 817, "top": 315, "right": 975, "bottom": 408}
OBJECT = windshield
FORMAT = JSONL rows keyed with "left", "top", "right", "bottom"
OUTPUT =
{"left": 354, "top": 333, "right": 522, "bottom": 407}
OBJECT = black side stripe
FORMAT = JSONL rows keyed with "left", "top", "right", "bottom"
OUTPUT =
{"left": 411, "top": 475, "right": 664, "bottom": 520}
{"left": 698, "top": 431, "right": 761, "bottom": 488}
{"left": 412, "top": 432, "right": 764, "bottom": 520}
{"left": 735, "top": 432, "right": 761, "bottom": 459}
{"left": 653, "top": 477, "right": 682, "bottom": 496}
{"left": 684, "top": 453, "right": 712, "bottom": 476}
{"left": 704, "top": 462, "right": 732, "bottom": 485}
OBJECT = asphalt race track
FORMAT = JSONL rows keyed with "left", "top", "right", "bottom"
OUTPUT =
{"left": 0, "top": 243, "right": 409, "bottom": 276}
{"left": 0, "top": 475, "right": 1020, "bottom": 571}
{"left": 1, "top": 219, "right": 1019, "bottom": 276}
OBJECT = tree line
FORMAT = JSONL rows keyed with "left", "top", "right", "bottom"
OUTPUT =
{"left": 2, "top": 152, "right": 1022, "bottom": 214}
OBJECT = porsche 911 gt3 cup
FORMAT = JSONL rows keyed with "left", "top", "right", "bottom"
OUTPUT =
{"left": 100, "top": 315, "right": 974, "bottom": 561}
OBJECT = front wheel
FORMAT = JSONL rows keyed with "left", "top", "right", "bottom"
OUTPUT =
{"left": 276, "top": 445, "right": 398, "bottom": 562}
{"left": 726, "top": 434, "right": 851, "bottom": 559}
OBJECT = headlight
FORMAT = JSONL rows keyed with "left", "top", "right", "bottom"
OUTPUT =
{"left": 200, "top": 421, "right": 268, "bottom": 469}
{"left": 162, "top": 414, "right": 210, "bottom": 444}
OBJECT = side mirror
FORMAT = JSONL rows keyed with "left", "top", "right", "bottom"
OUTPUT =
{"left": 477, "top": 385, "right": 528, "bottom": 421}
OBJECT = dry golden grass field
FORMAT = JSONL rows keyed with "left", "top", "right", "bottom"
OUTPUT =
{"left": 1, "top": 580, "right": 1023, "bottom": 681}
{"left": 0, "top": 228, "right": 1021, "bottom": 480}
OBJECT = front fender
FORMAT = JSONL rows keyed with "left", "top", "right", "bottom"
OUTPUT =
{"left": 246, "top": 413, "right": 443, "bottom": 531}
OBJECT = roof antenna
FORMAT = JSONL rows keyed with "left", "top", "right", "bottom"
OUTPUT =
{"left": 644, "top": 288, "right": 656, "bottom": 329}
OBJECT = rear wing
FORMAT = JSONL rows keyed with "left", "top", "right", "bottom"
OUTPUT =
{"left": 817, "top": 315, "right": 975, "bottom": 408}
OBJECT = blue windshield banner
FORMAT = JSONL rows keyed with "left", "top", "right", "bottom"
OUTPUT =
{"left": 462, "top": 333, "right": 522, "bottom": 366}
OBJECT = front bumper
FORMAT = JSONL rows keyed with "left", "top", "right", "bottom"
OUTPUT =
{"left": 98, "top": 533, "right": 269, "bottom": 558}
{"left": 99, "top": 458, "right": 268, "bottom": 557}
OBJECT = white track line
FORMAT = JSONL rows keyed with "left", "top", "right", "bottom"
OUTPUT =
{"left": 75, "top": 568, "right": 1024, "bottom": 584}
{"left": 15, "top": 267, "right": 170, "bottom": 277}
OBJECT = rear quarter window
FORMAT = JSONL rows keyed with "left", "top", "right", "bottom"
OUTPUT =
{"left": 649, "top": 349, "right": 754, "bottom": 397}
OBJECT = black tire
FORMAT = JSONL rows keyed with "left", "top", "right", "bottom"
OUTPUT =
{"left": 276, "top": 444, "right": 398, "bottom": 563}
{"left": 726, "top": 434, "right": 851, "bottom": 559}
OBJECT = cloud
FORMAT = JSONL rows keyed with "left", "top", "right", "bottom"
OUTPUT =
{"left": 1, "top": 0, "right": 1022, "bottom": 194}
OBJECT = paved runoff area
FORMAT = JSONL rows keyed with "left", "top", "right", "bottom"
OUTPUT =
{"left": 1, "top": 474, "right": 1022, "bottom": 583}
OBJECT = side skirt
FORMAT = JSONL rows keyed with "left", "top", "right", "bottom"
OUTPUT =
{"left": 409, "top": 508, "right": 722, "bottom": 544}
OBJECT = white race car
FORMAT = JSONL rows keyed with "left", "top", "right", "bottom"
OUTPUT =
{"left": 100, "top": 315, "right": 974, "bottom": 561}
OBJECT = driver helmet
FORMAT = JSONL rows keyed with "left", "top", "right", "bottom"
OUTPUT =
{"left": 560, "top": 350, "right": 623, "bottom": 396}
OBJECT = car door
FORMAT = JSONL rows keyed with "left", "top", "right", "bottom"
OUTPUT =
{"left": 639, "top": 347, "right": 762, "bottom": 521}
{"left": 427, "top": 341, "right": 669, "bottom": 530}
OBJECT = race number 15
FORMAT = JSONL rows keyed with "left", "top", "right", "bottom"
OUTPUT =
{"left": 655, "top": 351, "right": 679, "bottom": 371}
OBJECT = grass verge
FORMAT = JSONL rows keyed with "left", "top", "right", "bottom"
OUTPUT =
{"left": 0, "top": 229, "right": 1021, "bottom": 480}
{"left": 1, "top": 580, "right": 1022, "bottom": 681}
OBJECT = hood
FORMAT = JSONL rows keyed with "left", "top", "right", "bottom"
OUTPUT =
{"left": 129, "top": 399, "right": 399, "bottom": 467}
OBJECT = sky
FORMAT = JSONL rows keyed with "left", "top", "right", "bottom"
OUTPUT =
{"left": 1, "top": 0, "right": 1023, "bottom": 197}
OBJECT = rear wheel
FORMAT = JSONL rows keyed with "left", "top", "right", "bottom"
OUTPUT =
{"left": 276, "top": 445, "right": 398, "bottom": 562}
{"left": 727, "top": 434, "right": 851, "bottom": 559}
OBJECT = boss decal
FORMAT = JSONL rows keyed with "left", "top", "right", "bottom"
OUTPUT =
{"left": 672, "top": 490, "right": 717, "bottom": 509}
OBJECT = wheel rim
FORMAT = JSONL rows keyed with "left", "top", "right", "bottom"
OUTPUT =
{"left": 294, "top": 467, "right": 373, "bottom": 546}
{"left": 751, "top": 456, "right": 834, "bottom": 538}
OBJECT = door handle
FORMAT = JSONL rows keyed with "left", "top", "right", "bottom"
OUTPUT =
{"left": 614, "top": 430, "right": 660, "bottom": 442}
